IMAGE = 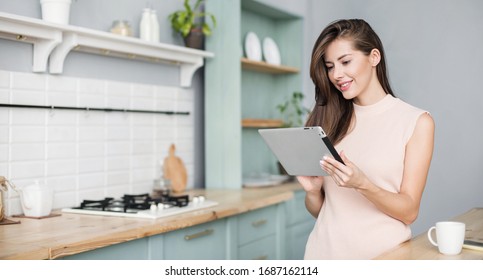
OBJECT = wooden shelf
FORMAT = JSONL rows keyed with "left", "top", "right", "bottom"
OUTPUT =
{"left": 241, "top": 57, "right": 299, "bottom": 74}
{"left": 0, "top": 12, "right": 214, "bottom": 88}
{"left": 242, "top": 118, "right": 284, "bottom": 128}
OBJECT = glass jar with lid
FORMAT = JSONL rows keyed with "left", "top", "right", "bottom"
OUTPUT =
{"left": 110, "top": 20, "right": 133, "bottom": 37}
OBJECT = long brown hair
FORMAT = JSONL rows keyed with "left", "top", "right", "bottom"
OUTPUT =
{"left": 306, "top": 19, "right": 394, "bottom": 144}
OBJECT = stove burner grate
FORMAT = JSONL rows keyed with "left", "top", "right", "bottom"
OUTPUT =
{"left": 75, "top": 193, "right": 190, "bottom": 213}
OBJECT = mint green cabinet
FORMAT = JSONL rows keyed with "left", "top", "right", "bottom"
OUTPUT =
{"left": 238, "top": 235, "right": 276, "bottom": 260}
{"left": 229, "top": 204, "right": 284, "bottom": 260}
{"left": 205, "top": 0, "right": 304, "bottom": 189}
{"left": 163, "top": 219, "right": 228, "bottom": 260}
{"left": 284, "top": 190, "right": 315, "bottom": 259}
{"left": 237, "top": 205, "right": 277, "bottom": 245}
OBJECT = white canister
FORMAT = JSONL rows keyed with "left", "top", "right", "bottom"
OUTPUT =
{"left": 17, "top": 181, "right": 54, "bottom": 217}
{"left": 139, "top": 8, "right": 152, "bottom": 41}
{"left": 150, "top": 9, "right": 160, "bottom": 43}
{"left": 40, "top": 0, "right": 72, "bottom": 25}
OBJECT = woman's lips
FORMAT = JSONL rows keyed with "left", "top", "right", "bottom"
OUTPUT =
{"left": 339, "top": 81, "right": 352, "bottom": 91}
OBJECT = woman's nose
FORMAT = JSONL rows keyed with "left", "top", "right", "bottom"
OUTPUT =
{"left": 332, "top": 65, "right": 343, "bottom": 79}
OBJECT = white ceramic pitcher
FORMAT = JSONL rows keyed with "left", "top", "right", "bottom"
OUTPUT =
{"left": 16, "top": 181, "right": 53, "bottom": 217}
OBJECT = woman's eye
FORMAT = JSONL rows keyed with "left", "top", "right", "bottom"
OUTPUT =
{"left": 342, "top": 60, "right": 351, "bottom": 65}
{"left": 326, "top": 65, "right": 333, "bottom": 71}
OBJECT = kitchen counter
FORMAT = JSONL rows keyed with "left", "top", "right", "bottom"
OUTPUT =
{"left": 376, "top": 208, "right": 483, "bottom": 259}
{"left": 0, "top": 183, "right": 302, "bottom": 260}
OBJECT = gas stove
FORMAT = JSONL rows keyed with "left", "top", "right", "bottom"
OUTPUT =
{"left": 62, "top": 193, "right": 218, "bottom": 219}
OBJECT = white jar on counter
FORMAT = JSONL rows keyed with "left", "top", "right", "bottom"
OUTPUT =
{"left": 139, "top": 8, "right": 152, "bottom": 41}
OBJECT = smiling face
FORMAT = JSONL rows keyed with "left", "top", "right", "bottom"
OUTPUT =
{"left": 324, "top": 38, "right": 384, "bottom": 105}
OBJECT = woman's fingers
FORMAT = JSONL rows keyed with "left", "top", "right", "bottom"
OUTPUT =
{"left": 321, "top": 154, "right": 352, "bottom": 187}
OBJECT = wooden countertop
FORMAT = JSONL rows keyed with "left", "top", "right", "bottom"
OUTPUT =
{"left": 0, "top": 183, "right": 302, "bottom": 260}
{"left": 376, "top": 208, "right": 483, "bottom": 260}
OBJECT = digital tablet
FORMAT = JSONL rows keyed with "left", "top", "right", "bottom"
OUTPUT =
{"left": 258, "top": 126, "right": 344, "bottom": 176}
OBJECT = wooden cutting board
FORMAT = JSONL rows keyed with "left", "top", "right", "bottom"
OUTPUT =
{"left": 163, "top": 144, "right": 187, "bottom": 193}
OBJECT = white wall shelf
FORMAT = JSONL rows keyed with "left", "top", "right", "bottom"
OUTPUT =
{"left": 0, "top": 12, "right": 214, "bottom": 88}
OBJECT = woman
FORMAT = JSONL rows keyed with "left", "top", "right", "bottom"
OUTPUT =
{"left": 298, "top": 19, "right": 435, "bottom": 259}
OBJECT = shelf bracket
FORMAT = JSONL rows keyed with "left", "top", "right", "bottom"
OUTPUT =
{"left": 33, "top": 38, "right": 62, "bottom": 72}
{"left": 0, "top": 12, "right": 62, "bottom": 72}
{"left": 49, "top": 32, "right": 78, "bottom": 74}
{"left": 180, "top": 57, "right": 204, "bottom": 87}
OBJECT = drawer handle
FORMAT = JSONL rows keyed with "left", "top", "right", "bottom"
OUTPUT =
{"left": 251, "top": 219, "right": 267, "bottom": 227}
{"left": 184, "top": 228, "right": 214, "bottom": 241}
{"left": 253, "top": 255, "right": 268, "bottom": 260}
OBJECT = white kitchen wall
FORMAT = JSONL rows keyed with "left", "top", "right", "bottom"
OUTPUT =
{"left": 0, "top": 69, "right": 195, "bottom": 216}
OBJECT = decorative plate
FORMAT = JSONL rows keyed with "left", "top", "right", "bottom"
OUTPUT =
{"left": 244, "top": 31, "right": 262, "bottom": 61}
{"left": 262, "top": 37, "right": 281, "bottom": 65}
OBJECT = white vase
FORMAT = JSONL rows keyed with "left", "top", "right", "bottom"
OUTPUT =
{"left": 40, "top": 0, "right": 72, "bottom": 25}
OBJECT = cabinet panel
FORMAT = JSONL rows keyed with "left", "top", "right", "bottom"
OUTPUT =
{"left": 163, "top": 219, "right": 227, "bottom": 260}
{"left": 238, "top": 235, "right": 276, "bottom": 260}
{"left": 237, "top": 205, "right": 277, "bottom": 246}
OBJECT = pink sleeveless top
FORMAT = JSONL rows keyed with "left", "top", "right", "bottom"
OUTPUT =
{"left": 304, "top": 94, "right": 427, "bottom": 259}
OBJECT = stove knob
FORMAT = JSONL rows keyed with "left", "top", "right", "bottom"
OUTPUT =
{"left": 198, "top": 196, "right": 205, "bottom": 203}
{"left": 157, "top": 203, "right": 164, "bottom": 210}
{"left": 192, "top": 196, "right": 199, "bottom": 204}
{"left": 150, "top": 204, "right": 157, "bottom": 211}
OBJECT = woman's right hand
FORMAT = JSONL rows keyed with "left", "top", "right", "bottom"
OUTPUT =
{"left": 297, "top": 176, "right": 325, "bottom": 218}
{"left": 296, "top": 176, "right": 324, "bottom": 193}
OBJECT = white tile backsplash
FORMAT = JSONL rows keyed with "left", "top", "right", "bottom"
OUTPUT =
{"left": 78, "top": 142, "right": 104, "bottom": 158}
{"left": 0, "top": 125, "right": 8, "bottom": 143}
{"left": 47, "top": 143, "right": 77, "bottom": 159}
{"left": 47, "top": 126, "right": 77, "bottom": 142}
{"left": 0, "top": 89, "right": 9, "bottom": 103}
{"left": 78, "top": 158, "right": 104, "bottom": 173}
{"left": 0, "top": 144, "right": 8, "bottom": 162}
{"left": 47, "top": 75, "right": 77, "bottom": 92}
{"left": 46, "top": 159, "right": 76, "bottom": 177}
{"left": 11, "top": 89, "right": 46, "bottom": 105}
{"left": 10, "top": 143, "right": 44, "bottom": 161}
{"left": 10, "top": 161, "right": 44, "bottom": 179}
{"left": 11, "top": 109, "right": 45, "bottom": 125}
{"left": 78, "top": 78, "right": 105, "bottom": 94}
{"left": 11, "top": 72, "right": 45, "bottom": 90}
{"left": 10, "top": 126, "right": 45, "bottom": 143}
{"left": 2, "top": 70, "right": 194, "bottom": 216}
{"left": 0, "top": 70, "right": 10, "bottom": 89}
{"left": 47, "top": 91, "right": 78, "bottom": 107}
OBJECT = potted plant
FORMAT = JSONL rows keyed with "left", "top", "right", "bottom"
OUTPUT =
{"left": 276, "top": 91, "right": 310, "bottom": 128}
{"left": 168, "top": 0, "right": 216, "bottom": 49}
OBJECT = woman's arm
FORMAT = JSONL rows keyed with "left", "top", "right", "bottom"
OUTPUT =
{"left": 296, "top": 176, "right": 325, "bottom": 218}
{"left": 321, "top": 113, "right": 435, "bottom": 224}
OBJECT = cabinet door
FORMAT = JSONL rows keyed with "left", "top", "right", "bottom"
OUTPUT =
{"left": 238, "top": 235, "right": 276, "bottom": 260}
{"left": 163, "top": 219, "right": 227, "bottom": 260}
{"left": 237, "top": 205, "right": 277, "bottom": 246}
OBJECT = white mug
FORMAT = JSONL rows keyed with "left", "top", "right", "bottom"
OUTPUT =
{"left": 427, "top": 221, "right": 465, "bottom": 255}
